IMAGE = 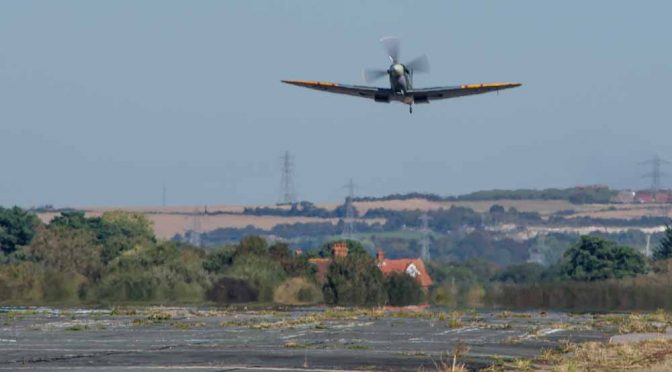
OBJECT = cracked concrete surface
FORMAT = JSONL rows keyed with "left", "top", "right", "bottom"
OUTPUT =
{"left": 0, "top": 307, "right": 611, "bottom": 371}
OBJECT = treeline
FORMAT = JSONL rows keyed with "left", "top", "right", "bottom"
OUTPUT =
{"left": 195, "top": 221, "right": 382, "bottom": 246}
{"left": 0, "top": 207, "right": 425, "bottom": 307}
{"left": 242, "top": 201, "right": 357, "bottom": 218}
{"left": 354, "top": 186, "right": 617, "bottom": 204}
{"left": 5, "top": 205, "right": 671, "bottom": 310}
{"left": 197, "top": 204, "right": 666, "bottom": 250}
{"left": 488, "top": 232, "right": 672, "bottom": 310}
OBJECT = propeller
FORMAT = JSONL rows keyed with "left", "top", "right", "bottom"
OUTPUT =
{"left": 406, "top": 54, "right": 430, "bottom": 74}
{"left": 363, "top": 69, "right": 388, "bottom": 83}
{"left": 380, "top": 36, "right": 400, "bottom": 63}
{"left": 362, "top": 37, "right": 430, "bottom": 83}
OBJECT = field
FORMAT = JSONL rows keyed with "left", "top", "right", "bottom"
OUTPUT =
{"left": 35, "top": 199, "right": 672, "bottom": 240}
{"left": 2, "top": 306, "right": 672, "bottom": 371}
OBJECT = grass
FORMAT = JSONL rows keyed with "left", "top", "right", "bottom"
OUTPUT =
{"left": 173, "top": 321, "right": 205, "bottom": 330}
{"left": 221, "top": 308, "right": 387, "bottom": 329}
{"left": 503, "top": 337, "right": 672, "bottom": 371}
{"left": 544, "top": 339, "right": 672, "bottom": 371}
{"left": 132, "top": 311, "right": 174, "bottom": 326}
{"left": 495, "top": 311, "right": 532, "bottom": 319}
{"left": 592, "top": 311, "right": 672, "bottom": 334}
{"left": 346, "top": 344, "right": 370, "bottom": 350}
{"left": 110, "top": 307, "right": 137, "bottom": 316}
{"left": 284, "top": 341, "right": 309, "bottom": 349}
{"left": 65, "top": 324, "right": 89, "bottom": 331}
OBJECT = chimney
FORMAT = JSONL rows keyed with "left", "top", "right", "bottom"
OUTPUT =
{"left": 295, "top": 248, "right": 303, "bottom": 256}
{"left": 376, "top": 248, "right": 385, "bottom": 263}
{"left": 332, "top": 242, "right": 348, "bottom": 258}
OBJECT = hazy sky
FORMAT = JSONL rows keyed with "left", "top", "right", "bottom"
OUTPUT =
{"left": 1, "top": 1, "right": 671, "bottom": 207}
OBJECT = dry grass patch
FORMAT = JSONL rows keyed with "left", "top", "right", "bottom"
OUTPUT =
{"left": 593, "top": 312, "right": 671, "bottom": 334}
{"left": 495, "top": 311, "right": 532, "bottom": 319}
{"left": 523, "top": 339, "right": 672, "bottom": 371}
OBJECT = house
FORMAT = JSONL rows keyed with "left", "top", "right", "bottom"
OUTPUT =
{"left": 307, "top": 242, "right": 348, "bottom": 283}
{"left": 635, "top": 191, "right": 654, "bottom": 204}
{"left": 375, "top": 249, "right": 433, "bottom": 288}
{"left": 308, "top": 242, "right": 432, "bottom": 288}
{"left": 611, "top": 190, "right": 635, "bottom": 204}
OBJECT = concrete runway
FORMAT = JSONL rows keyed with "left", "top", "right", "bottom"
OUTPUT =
{"left": 0, "top": 307, "right": 610, "bottom": 371}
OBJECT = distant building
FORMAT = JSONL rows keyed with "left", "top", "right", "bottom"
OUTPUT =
{"left": 308, "top": 242, "right": 432, "bottom": 288}
{"left": 635, "top": 191, "right": 654, "bottom": 203}
{"left": 611, "top": 189, "right": 672, "bottom": 204}
{"left": 611, "top": 190, "right": 636, "bottom": 204}
{"left": 375, "top": 249, "right": 433, "bottom": 288}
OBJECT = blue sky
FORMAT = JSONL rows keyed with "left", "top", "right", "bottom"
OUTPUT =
{"left": 1, "top": 1, "right": 671, "bottom": 207}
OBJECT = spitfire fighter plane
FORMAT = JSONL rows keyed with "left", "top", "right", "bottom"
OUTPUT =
{"left": 282, "top": 37, "right": 521, "bottom": 113}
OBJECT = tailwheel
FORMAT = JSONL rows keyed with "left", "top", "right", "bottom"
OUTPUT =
{"left": 409, "top": 105, "right": 413, "bottom": 114}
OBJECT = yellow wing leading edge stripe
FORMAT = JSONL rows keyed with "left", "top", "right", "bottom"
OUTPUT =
{"left": 460, "top": 82, "right": 521, "bottom": 89}
{"left": 282, "top": 80, "right": 337, "bottom": 87}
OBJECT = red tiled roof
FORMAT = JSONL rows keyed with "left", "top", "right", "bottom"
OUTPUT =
{"left": 309, "top": 256, "right": 433, "bottom": 288}
{"left": 378, "top": 258, "right": 433, "bottom": 287}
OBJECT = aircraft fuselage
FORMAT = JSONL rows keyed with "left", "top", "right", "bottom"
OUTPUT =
{"left": 388, "top": 63, "right": 412, "bottom": 95}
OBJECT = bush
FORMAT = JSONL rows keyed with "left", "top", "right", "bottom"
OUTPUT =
{"left": 0, "top": 206, "right": 40, "bottom": 255}
{"left": 0, "top": 262, "right": 45, "bottom": 303}
{"left": 384, "top": 272, "right": 424, "bottom": 306}
{"left": 95, "top": 242, "right": 211, "bottom": 302}
{"left": 273, "top": 277, "right": 322, "bottom": 305}
{"left": 561, "top": 236, "right": 648, "bottom": 281}
{"left": 322, "top": 254, "right": 385, "bottom": 307}
{"left": 493, "top": 271, "right": 672, "bottom": 310}
{"left": 225, "top": 254, "right": 286, "bottom": 302}
{"left": 207, "top": 277, "right": 258, "bottom": 303}
{"left": 654, "top": 224, "right": 672, "bottom": 261}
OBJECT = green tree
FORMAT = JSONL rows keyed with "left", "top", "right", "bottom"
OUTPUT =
{"left": 268, "top": 242, "right": 311, "bottom": 277}
{"left": 96, "top": 241, "right": 210, "bottom": 302}
{"left": 49, "top": 210, "right": 156, "bottom": 264}
{"left": 318, "top": 240, "right": 369, "bottom": 258}
{"left": 203, "top": 245, "right": 236, "bottom": 273}
{"left": 560, "top": 235, "right": 648, "bottom": 281}
{"left": 24, "top": 225, "right": 102, "bottom": 280}
{"left": 0, "top": 206, "right": 40, "bottom": 255}
{"left": 49, "top": 211, "right": 91, "bottom": 230}
{"left": 322, "top": 253, "right": 385, "bottom": 307}
{"left": 384, "top": 272, "right": 424, "bottom": 306}
{"left": 235, "top": 235, "right": 267, "bottom": 256}
{"left": 225, "top": 254, "right": 286, "bottom": 302}
{"left": 653, "top": 224, "right": 672, "bottom": 261}
{"left": 96, "top": 211, "right": 155, "bottom": 263}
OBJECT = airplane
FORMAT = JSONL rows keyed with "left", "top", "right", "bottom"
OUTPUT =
{"left": 282, "top": 37, "right": 521, "bottom": 113}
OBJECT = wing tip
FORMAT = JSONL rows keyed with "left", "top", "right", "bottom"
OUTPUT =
{"left": 281, "top": 80, "right": 337, "bottom": 87}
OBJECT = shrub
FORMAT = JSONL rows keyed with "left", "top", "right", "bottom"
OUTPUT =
{"left": 322, "top": 254, "right": 385, "bottom": 307}
{"left": 225, "top": 254, "right": 286, "bottom": 302}
{"left": 273, "top": 277, "right": 322, "bottom": 305}
{"left": 0, "top": 206, "right": 40, "bottom": 255}
{"left": 561, "top": 236, "right": 648, "bottom": 281}
{"left": 653, "top": 224, "right": 672, "bottom": 261}
{"left": 207, "top": 277, "right": 258, "bottom": 303}
{"left": 95, "top": 242, "right": 210, "bottom": 302}
{"left": 384, "top": 272, "right": 424, "bottom": 306}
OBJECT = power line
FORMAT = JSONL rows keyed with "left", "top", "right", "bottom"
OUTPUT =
{"left": 189, "top": 207, "right": 203, "bottom": 247}
{"left": 278, "top": 151, "right": 297, "bottom": 205}
{"left": 342, "top": 178, "right": 356, "bottom": 238}
{"left": 641, "top": 154, "right": 670, "bottom": 196}
{"left": 419, "top": 212, "right": 432, "bottom": 262}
